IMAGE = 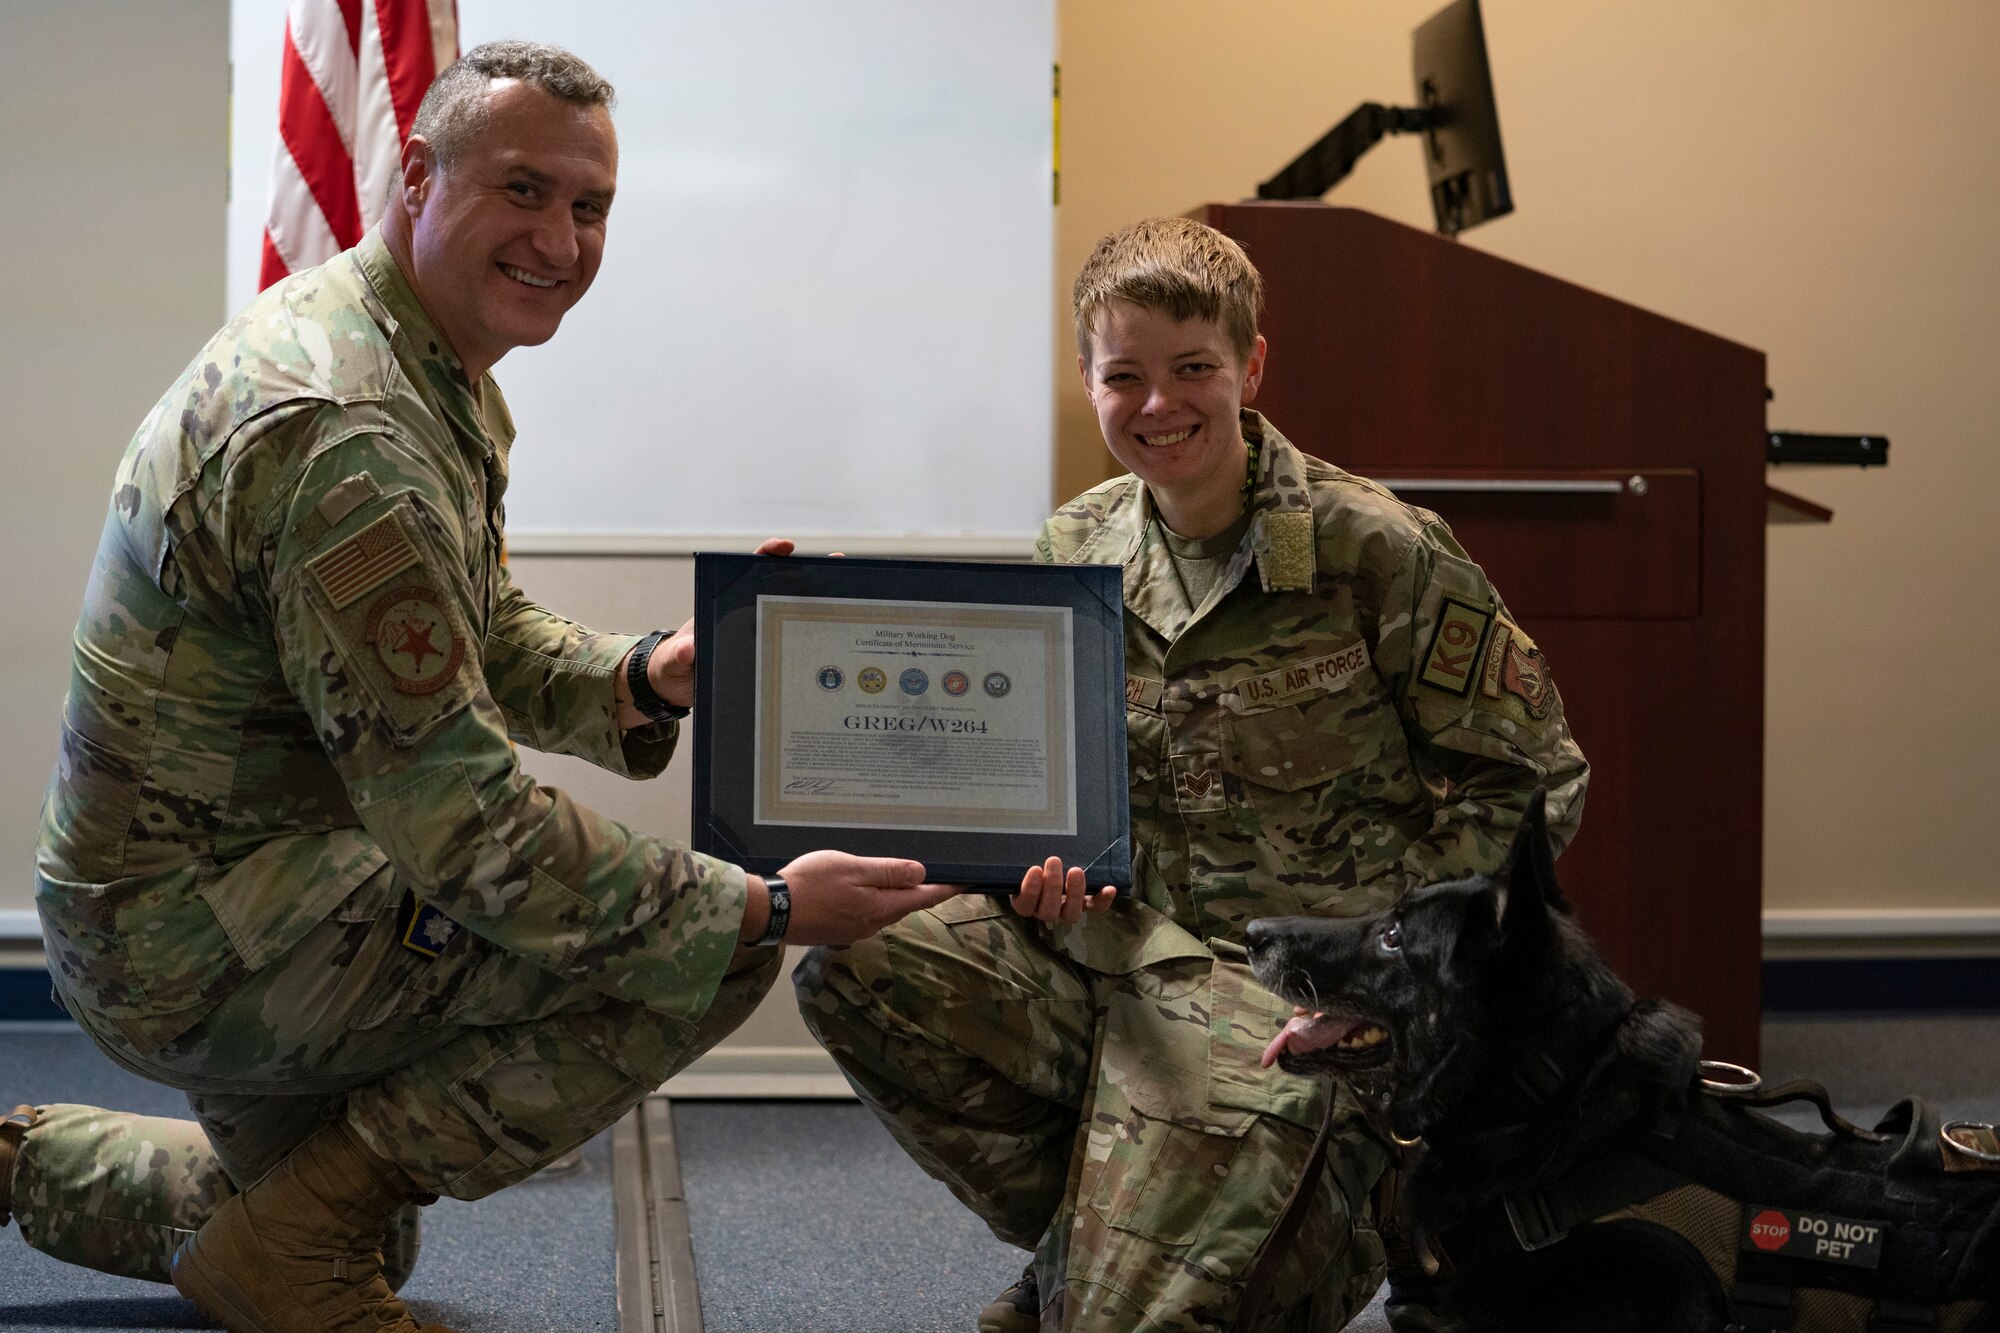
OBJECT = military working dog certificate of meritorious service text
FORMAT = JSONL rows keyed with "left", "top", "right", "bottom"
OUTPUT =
{"left": 692, "top": 554, "right": 1130, "bottom": 893}
{"left": 752, "top": 597, "right": 1076, "bottom": 836}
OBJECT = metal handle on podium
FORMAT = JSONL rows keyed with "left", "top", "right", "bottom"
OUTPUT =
{"left": 1375, "top": 477, "right": 1632, "bottom": 495}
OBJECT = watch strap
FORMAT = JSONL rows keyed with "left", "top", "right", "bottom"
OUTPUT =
{"left": 626, "top": 629, "right": 689, "bottom": 724}
{"left": 754, "top": 875, "right": 791, "bottom": 947}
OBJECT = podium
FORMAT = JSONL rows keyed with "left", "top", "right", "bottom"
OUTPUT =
{"left": 1201, "top": 204, "right": 1768, "bottom": 1063}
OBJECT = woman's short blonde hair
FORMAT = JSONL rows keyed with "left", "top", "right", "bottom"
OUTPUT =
{"left": 1071, "top": 217, "right": 1263, "bottom": 365}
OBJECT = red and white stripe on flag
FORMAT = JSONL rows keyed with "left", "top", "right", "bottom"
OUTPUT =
{"left": 259, "top": 0, "right": 459, "bottom": 291}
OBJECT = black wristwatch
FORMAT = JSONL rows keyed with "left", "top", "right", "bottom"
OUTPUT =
{"left": 754, "top": 875, "right": 791, "bottom": 947}
{"left": 625, "top": 629, "right": 689, "bottom": 724}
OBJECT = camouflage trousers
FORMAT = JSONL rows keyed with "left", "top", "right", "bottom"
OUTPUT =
{"left": 795, "top": 897, "right": 1387, "bottom": 1333}
{"left": 11, "top": 866, "right": 781, "bottom": 1284}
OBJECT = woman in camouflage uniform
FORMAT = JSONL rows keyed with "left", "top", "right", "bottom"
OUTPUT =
{"left": 797, "top": 218, "right": 1589, "bottom": 1333}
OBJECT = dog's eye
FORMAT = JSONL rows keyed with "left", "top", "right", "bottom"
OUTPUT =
{"left": 1378, "top": 922, "right": 1403, "bottom": 954}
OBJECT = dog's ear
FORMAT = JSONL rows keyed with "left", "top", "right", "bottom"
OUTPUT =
{"left": 1500, "top": 789, "right": 1570, "bottom": 935}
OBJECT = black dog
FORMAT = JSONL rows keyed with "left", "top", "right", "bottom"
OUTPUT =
{"left": 1245, "top": 794, "right": 2000, "bottom": 1333}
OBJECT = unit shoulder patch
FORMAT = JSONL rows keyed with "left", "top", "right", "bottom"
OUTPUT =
{"left": 1418, "top": 597, "right": 1493, "bottom": 696}
{"left": 365, "top": 585, "right": 465, "bottom": 696}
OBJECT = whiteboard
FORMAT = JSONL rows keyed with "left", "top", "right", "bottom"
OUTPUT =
{"left": 229, "top": 1, "right": 1054, "bottom": 544}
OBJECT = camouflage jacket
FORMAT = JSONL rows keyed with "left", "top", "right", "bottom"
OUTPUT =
{"left": 35, "top": 231, "right": 746, "bottom": 1053}
{"left": 1036, "top": 411, "right": 1588, "bottom": 974}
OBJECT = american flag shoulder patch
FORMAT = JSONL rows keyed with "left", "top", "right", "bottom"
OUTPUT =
{"left": 310, "top": 511, "right": 421, "bottom": 610}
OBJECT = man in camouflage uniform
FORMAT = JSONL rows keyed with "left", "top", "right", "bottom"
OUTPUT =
{"left": 796, "top": 218, "right": 1588, "bottom": 1332}
{"left": 2, "top": 42, "right": 951, "bottom": 1331}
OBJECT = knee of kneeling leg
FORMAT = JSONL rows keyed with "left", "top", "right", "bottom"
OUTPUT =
{"left": 792, "top": 938, "right": 901, "bottom": 1035}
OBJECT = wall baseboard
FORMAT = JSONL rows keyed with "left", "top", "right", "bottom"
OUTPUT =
{"left": 502, "top": 531, "right": 1040, "bottom": 558}
{"left": 1762, "top": 957, "right": 2000, "bottom": 1014}
{"left": 10, "top": 907, "right": 2000, "bottom": 947}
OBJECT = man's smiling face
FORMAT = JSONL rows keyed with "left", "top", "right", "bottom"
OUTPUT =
{"left": 402, "top": 77, "right": 617, "bottom": 379}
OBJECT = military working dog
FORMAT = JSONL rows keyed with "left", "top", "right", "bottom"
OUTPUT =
{"left": 1245, "top": 794, "right": 2000, "bottom": 1333}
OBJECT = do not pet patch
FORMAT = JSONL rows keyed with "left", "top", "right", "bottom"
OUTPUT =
{"left": 1741, "top": 1206, "right": 1884, "bottom": 1269}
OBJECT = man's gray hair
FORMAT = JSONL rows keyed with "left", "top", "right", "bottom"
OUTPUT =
{"left": 412, "top": 41, "right": 616, "bottom": 169}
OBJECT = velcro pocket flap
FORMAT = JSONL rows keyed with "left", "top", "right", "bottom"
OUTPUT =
{"left": 198, "top": 827, "right": 390, "bottom": 970}
{"left": 1207, "top": 955, "right": 1325, "bottom": 1131}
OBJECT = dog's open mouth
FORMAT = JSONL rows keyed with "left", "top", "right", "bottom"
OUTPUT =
{"left": 1261, "top": 1010, "right": 1393, "bottom": 1072}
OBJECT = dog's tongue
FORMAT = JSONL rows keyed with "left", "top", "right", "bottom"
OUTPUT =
{"left": 1262, "top": 1012, "right": 1362, "bottom": 1068}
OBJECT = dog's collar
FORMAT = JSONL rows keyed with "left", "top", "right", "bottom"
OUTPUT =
{"left": 1425, "top": 1000, "right": 1637, "bottom": 1149}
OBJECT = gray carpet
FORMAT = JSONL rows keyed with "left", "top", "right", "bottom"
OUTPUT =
{"left": 0, "top": 1025, "right": 615, "bottom": 1332}
{"left": 673, "top": 1014, "right": 2000, "bottom": 1333}
{"left": 4, "top": 1015, "right": 1996, "bottom": 1331}
{"left": 671, "top": 1098, "right": 1389, "bottom": 1333}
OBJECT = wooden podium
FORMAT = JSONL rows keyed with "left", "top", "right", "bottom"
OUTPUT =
{"left": 1201, "top": 204, "right": 1768, "bottom": 1063}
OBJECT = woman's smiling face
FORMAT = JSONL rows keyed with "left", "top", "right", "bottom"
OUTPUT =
{"left": 1079, "top": 298, "right": 1266, "bottom": 535}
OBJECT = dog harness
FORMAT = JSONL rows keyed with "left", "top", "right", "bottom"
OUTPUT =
{"left": 1456, "top": 1074, "right": 2000, "bottom": 1332}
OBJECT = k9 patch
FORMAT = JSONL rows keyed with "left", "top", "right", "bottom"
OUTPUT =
{"left": 1740, "top": 1206, "right": 1884, "bottom": 1269}
{"left": 1419, "top": 597, "right": 1493, "bottom": 696}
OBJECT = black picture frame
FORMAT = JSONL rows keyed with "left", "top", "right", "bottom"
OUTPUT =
{"left": 692, "top": 553, "right": 1130, "bottom": 893}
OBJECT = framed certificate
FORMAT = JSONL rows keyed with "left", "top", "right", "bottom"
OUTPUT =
{"left": 691, "top": 554, "right": 1130, "bottom": 892}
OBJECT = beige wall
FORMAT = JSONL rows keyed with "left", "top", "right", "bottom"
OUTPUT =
{"left": 1054, "top": 0, "right": 2000, "bottom": 919}
{"left": 0, "top": 1, "right": 230, "bottom": 925}
{"left": 4, "top": 3, "right": 1996, "bottom": 936}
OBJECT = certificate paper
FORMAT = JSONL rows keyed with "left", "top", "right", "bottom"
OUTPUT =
{"left": 753, "top": 596, "right": 1077, "bottom": 835}
{"left": 692, "top": 552, "right": 1129, "bottom": 891}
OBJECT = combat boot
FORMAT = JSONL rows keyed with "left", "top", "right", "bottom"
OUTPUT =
{"left": 1, "top": 1105, "right": 39, "bottom": 1225}
{"left": 171, "top": 1119, "right": 457, "bottom": 1333}
{"left": 976, "top": 1262, "right": 1039, "bottom": 1333}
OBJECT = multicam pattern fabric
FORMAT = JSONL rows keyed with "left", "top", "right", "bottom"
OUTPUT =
{"left": 17, "top": 231, "right": 766, "bottom": 1274}
{"left": 798, "top": 903, "right": 1385, "bottom": 1333}
{"left": 1045, "top": 412, "right": 1588, "bottom": 948}
{"left": 3, "top": 1101, "right": 425, "bottom": 1289}
{"left": 800, "top": 411, "right": 1587, "bottom": 1331}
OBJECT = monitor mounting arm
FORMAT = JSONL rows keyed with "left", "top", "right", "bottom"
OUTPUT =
{"left": 1257, "top": 102, "right": 1439, "bottom": 201}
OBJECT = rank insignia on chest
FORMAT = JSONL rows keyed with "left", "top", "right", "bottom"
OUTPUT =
{"left": 397, "top": 892, "right": 461, "bottom": 959}
{"left": 1419, "top": 597, "right": 1494, "bottom": 696}
{"left": 1171, "top": 753, "right": 1227, "bottom": 812}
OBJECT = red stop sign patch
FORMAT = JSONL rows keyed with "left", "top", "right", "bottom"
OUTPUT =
{"left": 1748, "top": 1209, "right": 1791, "bottom": 1252}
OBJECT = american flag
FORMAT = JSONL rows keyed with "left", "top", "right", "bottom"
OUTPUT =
{"left": 259, "top": 0, "right": 459, "bottom": 291}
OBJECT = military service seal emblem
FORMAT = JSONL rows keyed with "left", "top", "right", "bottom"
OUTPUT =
{"left": 365, "top": 586, "right": 463, "bottom": 695}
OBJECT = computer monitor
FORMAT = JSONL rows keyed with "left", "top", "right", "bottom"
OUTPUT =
{"left": 1256, "top": 0, "right": 1514, "bottom": 238}
{"left": 1413, "top": 0, "right": 1512, "bottom": 235}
